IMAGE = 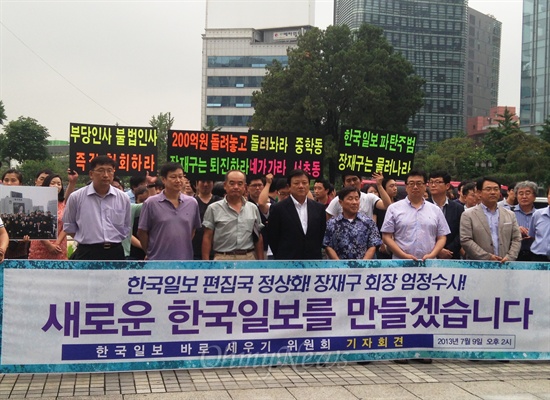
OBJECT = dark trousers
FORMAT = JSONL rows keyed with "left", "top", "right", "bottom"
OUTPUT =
{"left": 71, "top": 243, "right": 125, "bottom": 261}
{"left": 530, "top": 253, "right": 550, "bottom": 262}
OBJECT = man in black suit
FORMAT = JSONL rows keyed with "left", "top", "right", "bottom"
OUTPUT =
{"left": 428, "top": 171, "right": 464, "bottom": 259}
{"left": 268, "top": 169, "right": 326, "bottom": 260}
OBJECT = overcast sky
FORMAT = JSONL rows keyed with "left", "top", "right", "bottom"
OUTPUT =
{"left": 0, "top": 0, "right": 522, "bottom": 141}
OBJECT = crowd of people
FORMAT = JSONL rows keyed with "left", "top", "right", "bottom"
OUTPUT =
{"left": 0, "top": 155, "right": 548, "bottom": 265}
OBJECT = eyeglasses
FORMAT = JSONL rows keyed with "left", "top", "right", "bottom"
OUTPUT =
{"left": 516, "top": 191, "right": 534, "bottom": 197}
{"left": 249, "top": 183, "right": 263, "bottom": 188}
{"left": 481, "top": 187, "right": 500, "bottom": 193}
{"left": 92, "top": 168, "right": 115, "bottom": 175}
{"left": 407, "top": 181, "right": 425, "bottom": 187}
{"left": 428, "top": 180, "right": 445, "bottom": 185}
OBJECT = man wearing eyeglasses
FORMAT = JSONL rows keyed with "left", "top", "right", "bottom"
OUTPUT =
{"left": 460, "top": 177, "right": 521, "bottom": 262}
{"left": 381, "top": 170, "right": 450, "bottom": 260}
{"left": 427, "top": 171, "right": 464, "bottom": 259}
{"left": 63, "top": 155, "right": 131, "bottom": 260}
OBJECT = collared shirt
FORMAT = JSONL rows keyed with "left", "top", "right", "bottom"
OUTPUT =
{"left": 290, "top": 195, "right": 308, "bottom": 234}
{"left": 529, "top": 206, "right": 550, "bottom": 257}
{"left": 514, "top": 206, "right": 536, "bottom": 229}
{"left": 381, "top": 197, "right": 450, "bottom": 259}
{"left": 63, "top": 184, "right": 131, "bottom": 244}
{"left": 497, "top": 199, "right": 515, "bottom": 211}
{"left": 202, "top": 197, "right": 264, "bottom": 253}
{"left": 323, "top": 213, "right": 382, "bottom": 259}
{"left": 481, "top": 203, "right": 500, "bottom": 256}
{"left": 515, "top": 205, "right": 536, "bottom": 252}
{"left": 125, "top": 189, "right": 136, "bottom": 204}
{"left": 433, "top": 197, "right": 449, "bottom": 214}
{"left": 138, "top": 191, "right": 201, "bottom": 260}
{"left": 326, "top": 192, "right": 380, "bottom": 218}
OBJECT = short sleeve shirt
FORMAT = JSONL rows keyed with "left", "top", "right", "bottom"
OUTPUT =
{"left": 138, "top": 192, "right": 201, "bottom": 260}
{"left": 202, "top": 197, "right": 264, "bottom": 252}
{"left": 381, "top": 197, "right": 450, "bottom": 259}
{"left": 323, "top": 213, "right": 382, "bottom": 259}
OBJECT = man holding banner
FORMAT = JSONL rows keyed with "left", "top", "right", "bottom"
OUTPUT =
{"left": 63, "top": 155, "right": 131, "bottom": 260}
{"left": 137, "top": 162, "right": 201, "bottom": 260}
{"left": 381, "top": 170, "right": 449, "bottom": 261}
{"left": 268, "top": 169, "right": 326, "bottom": 260}
{"left": 323, "top": 186, "right": 381, "bottom": 260}
{"left": 202, "top": 170, "right": 264, "bottom": 261}
{"left": 460, "top": 177, "right": 521, "bottom": 262}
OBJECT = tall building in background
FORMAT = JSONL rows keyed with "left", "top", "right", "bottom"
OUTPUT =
{"left": 201, "top": 27, "right": 310, "bottom": 132}
{"left": 465, "top": 8, "right": 501, "bottom": 120}
{"left": 334, "top": 0, "right": 467, "bottom": 147}
{"left": 520, "top": 0, "right": 550, "bottom": 134}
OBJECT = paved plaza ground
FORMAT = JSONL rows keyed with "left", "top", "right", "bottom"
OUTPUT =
{"left": 0, "top": 360, "right": 549, "bottom": 399}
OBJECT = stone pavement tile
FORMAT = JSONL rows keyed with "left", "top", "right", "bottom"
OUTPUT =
{"left": 508, "top": 380, "right": 550, "bottom": 394}
{"left": 126, "top": 391, "right": 232, "bottom": 400}
{"left": 31, "top": 397, "right": 57, "bottom": 400}
{"left": 287, "top": 385, "right": 359, "bottom": 400}
{"left": 346, "top": 384, "right": 421, "bottom": 400}
{"left": 401, "top": 382, "right": 480, "bottom": 400}
{"left": 455, "top": 381, "right": 530, "bottom": 397}
{"left": 228, "top": 387, "right": 296, "bottom": 400}
{"left": 58, "top": 397, "right": 123, "bottom": 400}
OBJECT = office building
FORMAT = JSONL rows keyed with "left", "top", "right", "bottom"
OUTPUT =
{"left": 465, "top": 8, "right": 501, "bottom": 120}
{"left": 201, "top": 27, "right": 310, "bottom": 132}
{"left": 334, "top": 0, "right": 467, "bottom": 147}
{"left": 520, "top": 0, "right": 550, "bottom": 134}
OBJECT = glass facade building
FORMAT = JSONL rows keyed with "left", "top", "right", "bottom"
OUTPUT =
{"left": 520, "top": 0, "right": 550, "bottom": 134}
{"left": 334, "top": 0, "right": 468, "bottom": 147}
{"left": 202, "top": 27, "right": 309, "bottom": 132}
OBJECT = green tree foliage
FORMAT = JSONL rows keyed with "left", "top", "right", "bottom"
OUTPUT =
{"left": 414, "top": 127, "right": 550, "bottom": 186}
{"left": 149, "top": 112, "right": 174, "bottom": 166}
{"left": 0, "top": 100, "right": 6, "bottom": 125}
{"left": 538, "top": 116, "right": 550, "bottom": 144}
{"left": 251, "top": 24, "right": 425, "bottom": 180}
{"left": 481, "top": 107, "right": 521, "bottom": 167}
{"left": 413, "top": 137, "right": 495, "bottom": 181}
{"left": 0, "top": 116, "right": 50, "bottom": 162}
{"left": 17, "top": 158, "right": 69, "bottom": 186}
{"left": 500, "top": 132, "right": 550, "bottom": 184}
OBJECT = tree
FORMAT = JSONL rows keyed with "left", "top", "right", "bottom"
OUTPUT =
{"left": 0, "top": 100, "right": 6, "bottom": 125}
{"left": 18, "top": 158, "right": 69, "bottom": 186}
{"left": 251, "top": 24, "right": 425, "bottom": 180}
{"left": 482, "top": 107, "right": 521, "bottom": 167}
{"left": 500, "top": 132, "right": 550, "bottom": 184}
{"left": 413, "top": 137, "right": 495, "bottom": 181}
{"left": 539, "top": 116, "right": 550, "bottom": 144}
{"left": 0, "top": 116, "right": 50, "bottom": 163}
{"left": 149, "top": 112, "right": 174, "bottom": 166}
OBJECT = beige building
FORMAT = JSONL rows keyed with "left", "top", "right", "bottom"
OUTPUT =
{"left": 201, "top": 26, "right": 311, "bottom": 132}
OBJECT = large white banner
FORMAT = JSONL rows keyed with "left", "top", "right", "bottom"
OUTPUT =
{"left": 1, "top": 260, "right": 548, "bottom": 373}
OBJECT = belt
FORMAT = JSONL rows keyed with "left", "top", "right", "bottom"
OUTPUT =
{"left": 216, "top": 249, "right": 254, "bottom": 256}
{"left": 80, "top": 242, "right": 122, "bottom": 250}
